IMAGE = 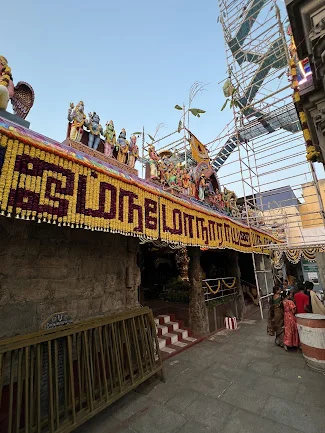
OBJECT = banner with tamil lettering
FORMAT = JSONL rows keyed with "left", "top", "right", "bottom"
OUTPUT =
{"left": 160, "top": 195, "right": 274, "bottom": 252}
{"left": 0, "top": 127, "right": 278, "bottom": 253}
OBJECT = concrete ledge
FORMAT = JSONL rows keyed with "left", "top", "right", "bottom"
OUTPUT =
{"left": 0, "top": 109, "right": 30, "bottom": 128}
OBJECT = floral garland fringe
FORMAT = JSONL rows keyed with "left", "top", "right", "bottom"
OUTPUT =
{"left": 204, "top": 278, "right": 236, "bottom": 294}
{"left": 272, "top": 247, "right": 325, "bottom": 265}
{"left": 0, "top": 128, "right": 279, "bottom": 252}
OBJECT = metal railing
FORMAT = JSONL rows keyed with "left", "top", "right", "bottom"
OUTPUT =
{"left": 0, "top": 307, "right": 163, "bottom": 433}
{"left": 203, "top": 277, "right": 237, "bottom": 303}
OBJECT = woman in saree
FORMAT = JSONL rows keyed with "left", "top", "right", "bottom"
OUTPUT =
{"left": 267, "top": 286, "right": 284, "bottom": 347}
{"left": 283, "top": 289, "right": 299, "bottom": 350}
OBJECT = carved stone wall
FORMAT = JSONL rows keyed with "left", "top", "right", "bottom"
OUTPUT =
{"left": 0, "top": 218, "right": 140, "bottom": 339}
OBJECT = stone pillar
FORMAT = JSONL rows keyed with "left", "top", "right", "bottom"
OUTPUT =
{"left": 253, "top": 254, "right": 273, "bottom": 297}
{"left": 315, "top": 252, "right": 325, "bottom": 289}
{"left": 188, "top": 247, "right": 209, "bottom": 335}
{"left": 227, "top": 250, "right": 245, "bottom": 320}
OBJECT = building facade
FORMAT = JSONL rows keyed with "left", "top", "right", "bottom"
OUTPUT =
{"left": 286, "top": 0, "right": 325, "bottom": 164}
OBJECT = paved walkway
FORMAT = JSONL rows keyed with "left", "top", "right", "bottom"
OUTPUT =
{"left": 76, "top": 312, "right": 325, "bottom": 433}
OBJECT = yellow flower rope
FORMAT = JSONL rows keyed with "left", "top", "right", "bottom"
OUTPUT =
{"left": 222, "top": 278, "right": 236, "bottom": 289}
{"left": 205, "top": 279, "right": 221, "bottom": 294}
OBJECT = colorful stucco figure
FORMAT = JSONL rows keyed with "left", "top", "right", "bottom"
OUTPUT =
{"left": 67, "top": 101, "right": 86, "bottom": 142}
{"left": 116, "top": 129, "right": 129, "bottom": 164}
{"left": 0, "top": 55, "right": 34, "bottom": 119}
{"left": 85, "top": 112, "right": 103, "bottom": 151}
{"left": 103, "top": 120, "right": 116, "bottom": 157}
{"left": 128, "top": 135, "right": 139, "bottom": 168}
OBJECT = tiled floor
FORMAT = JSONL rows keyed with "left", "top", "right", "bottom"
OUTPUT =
{"left": 75, "top": 311, "right": 325, "bottom": 433}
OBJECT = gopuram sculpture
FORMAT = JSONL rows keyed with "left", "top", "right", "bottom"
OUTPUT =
{"left": 85, "top": 112, "right": 103, "bottom": 151}
{"left": 128, "top": 135, "right": 139, "bottom": 168}
{"left": 65, "top": 100, "right": 138, "bottom": 174}
{"left": 148, "top": 144, "right": 159, "bottom": 179}
{"left": 116, "top": 129, "right": 129, "bottom": 164}
{"left": 0, "top": 55, "right": 34, "bottom": 119}
{"left": 145, "top": 133, "right": 240, "bottom": 218}
{"left": 67, "top": 101, "right": 86, "bottom": 142}
{"left": 103, "top": 120, "right": 116, "bottom": 157}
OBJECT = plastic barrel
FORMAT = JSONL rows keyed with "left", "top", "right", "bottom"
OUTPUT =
{"left": 296, "top": 313, "right": 325, "bottom": 372}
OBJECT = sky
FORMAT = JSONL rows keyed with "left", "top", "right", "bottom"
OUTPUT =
{"left": 3, "top": 0, "right": 233, "bottom": 146}
{"left": 3, "top": 0, "right": 324, "bottom": 199}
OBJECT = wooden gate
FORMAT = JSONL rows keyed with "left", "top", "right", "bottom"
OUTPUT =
{"left": 0, "top": 307, "right": 163, "bottom": 433}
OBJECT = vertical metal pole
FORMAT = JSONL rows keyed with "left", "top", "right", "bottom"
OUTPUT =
{"left": 141, "top": 126, "right": 145, "bottom": 178}
{"left": 183, "top": 104, "right": 187, "bottom": 167}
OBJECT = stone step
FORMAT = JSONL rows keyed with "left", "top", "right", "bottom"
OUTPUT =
{"left": 158, "top": 338, "right": 166, "bottom": 350}
{"left": 157, "top": 324, "right": 169, "bottom": 336}
{"left": 174, "top": 329, "right": 188, "bottom": 339}
{"left": 165, "top": 321, "right": 179, "bottom": 332}
{"left": 160, "top": 332, "right": 179, "bottom": 346}
{"left": 155, "top": 313, "right": 200, "bottom": 360}
{"left": 157, "top": 315, "right": 171, "bottom": 324}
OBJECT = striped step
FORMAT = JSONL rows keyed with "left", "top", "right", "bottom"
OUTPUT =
{"left": 155, "top": 313, "right": 200, "bottom": 359}
{"left": 157, "top": 325, "right": 169, "bottom": 336}
{"left": 158, "top": 315, "right": 171, "bottom": 324}
{"left": 174, "top": 329, "right": 188, "bottom": 339}
{"left": 158, "top": 338, "right": 166, "bottom": 349}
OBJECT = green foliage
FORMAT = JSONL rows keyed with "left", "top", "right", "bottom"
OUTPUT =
{"left": 221, "top": 99, "right": 229, "bottom": 111}
{"left": 159, "top": 277, "right": 190, "bottom": 304}
{"left": 189, "top": 108, "right": 206, "bottom": 117}
{"left": 148, "top": 134, "right": 155, "bottom": 142}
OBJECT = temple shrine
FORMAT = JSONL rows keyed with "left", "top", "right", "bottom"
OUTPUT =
{"left": 0, "top": 54, "right": 279, "bottom": 433}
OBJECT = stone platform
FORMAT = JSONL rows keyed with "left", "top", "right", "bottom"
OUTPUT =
{"left": 0, "top": 109, "right": 30, "bottom": 128}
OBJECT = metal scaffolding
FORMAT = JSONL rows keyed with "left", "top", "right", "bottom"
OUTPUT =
{"left": 139, "top": 1, "right": 325, "bottom": 316}
{"left": 214, "top": 0, "right": 325, "bottom": 314}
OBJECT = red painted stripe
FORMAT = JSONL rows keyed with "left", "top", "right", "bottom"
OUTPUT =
{"left": 301, "top": 343, "right": 325, "bottom": 361}
{"left": 296, "top": 318, "right": 325, "bottom": 329}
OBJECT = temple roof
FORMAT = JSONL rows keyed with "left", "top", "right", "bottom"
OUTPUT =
{"left": 0, "top": 116, "right": 279, "bottom": 249}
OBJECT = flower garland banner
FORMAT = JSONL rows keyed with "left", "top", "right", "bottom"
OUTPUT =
{"left": 0, "top": 133, "right": 159, "bottom": 239}
{"left": 0, "top": 128, "right": 279, "bottom": 253}
{"left": 159, "top": 195, "right": 275, "bottom": 252}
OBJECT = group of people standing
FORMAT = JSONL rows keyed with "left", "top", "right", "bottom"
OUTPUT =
{"left": 267, "top": 279, "right": 325, "bottom": 350}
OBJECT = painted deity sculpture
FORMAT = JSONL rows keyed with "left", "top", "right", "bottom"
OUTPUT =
{"left": 157, "top": 159, "right": 168, "bottom": 184}
{"left": 0, "top": 55, "right": 34, "bottom": 119}
{"left": 103, "top": 120, "right": 116, "bottom": 157}
{"left": 182, "top": 169, "right": 191, "bottom": 195}
{"left": 176, "top": 164, "right": 183, "bottom": 188}
{"left": 167, "top": 162, "right": 177, "bottom": 186}
{"left": 0, "top": 56, "right": 14, "bottom": 110}
{"left": 198, "top": 175, "right": 207, "bottom": 201}
{"left": 85, "top": 112, "right": 103, "bottom": 151}
{"left": 68, "top": 101, "right": 86, "bottom": 142}
{"left": 189, "top": 167, "right": 196, "bottom": 197}
{"left": 148, "top": 145, "right": 159, "bottom": 179}
{"left": 116, "top": 129, "right": 129, "bottom": 164}
{"left": 128, "top": 135, "right": 139, "bottom": 168}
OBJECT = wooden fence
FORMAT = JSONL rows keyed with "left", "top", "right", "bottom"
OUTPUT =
{"left": 0, "top": 307, "right": 163, "bottom": 433}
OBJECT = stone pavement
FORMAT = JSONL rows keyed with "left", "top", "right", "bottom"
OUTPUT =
{"left": 75, "top": 312, "right": 325, "bottom": 433}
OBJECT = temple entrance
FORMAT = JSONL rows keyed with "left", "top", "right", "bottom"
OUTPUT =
{"left": 139, "top": 244, "right": 190, "bottom": 325}
{"left": 238, "top": 253, "right": 260, "bottom": 311}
